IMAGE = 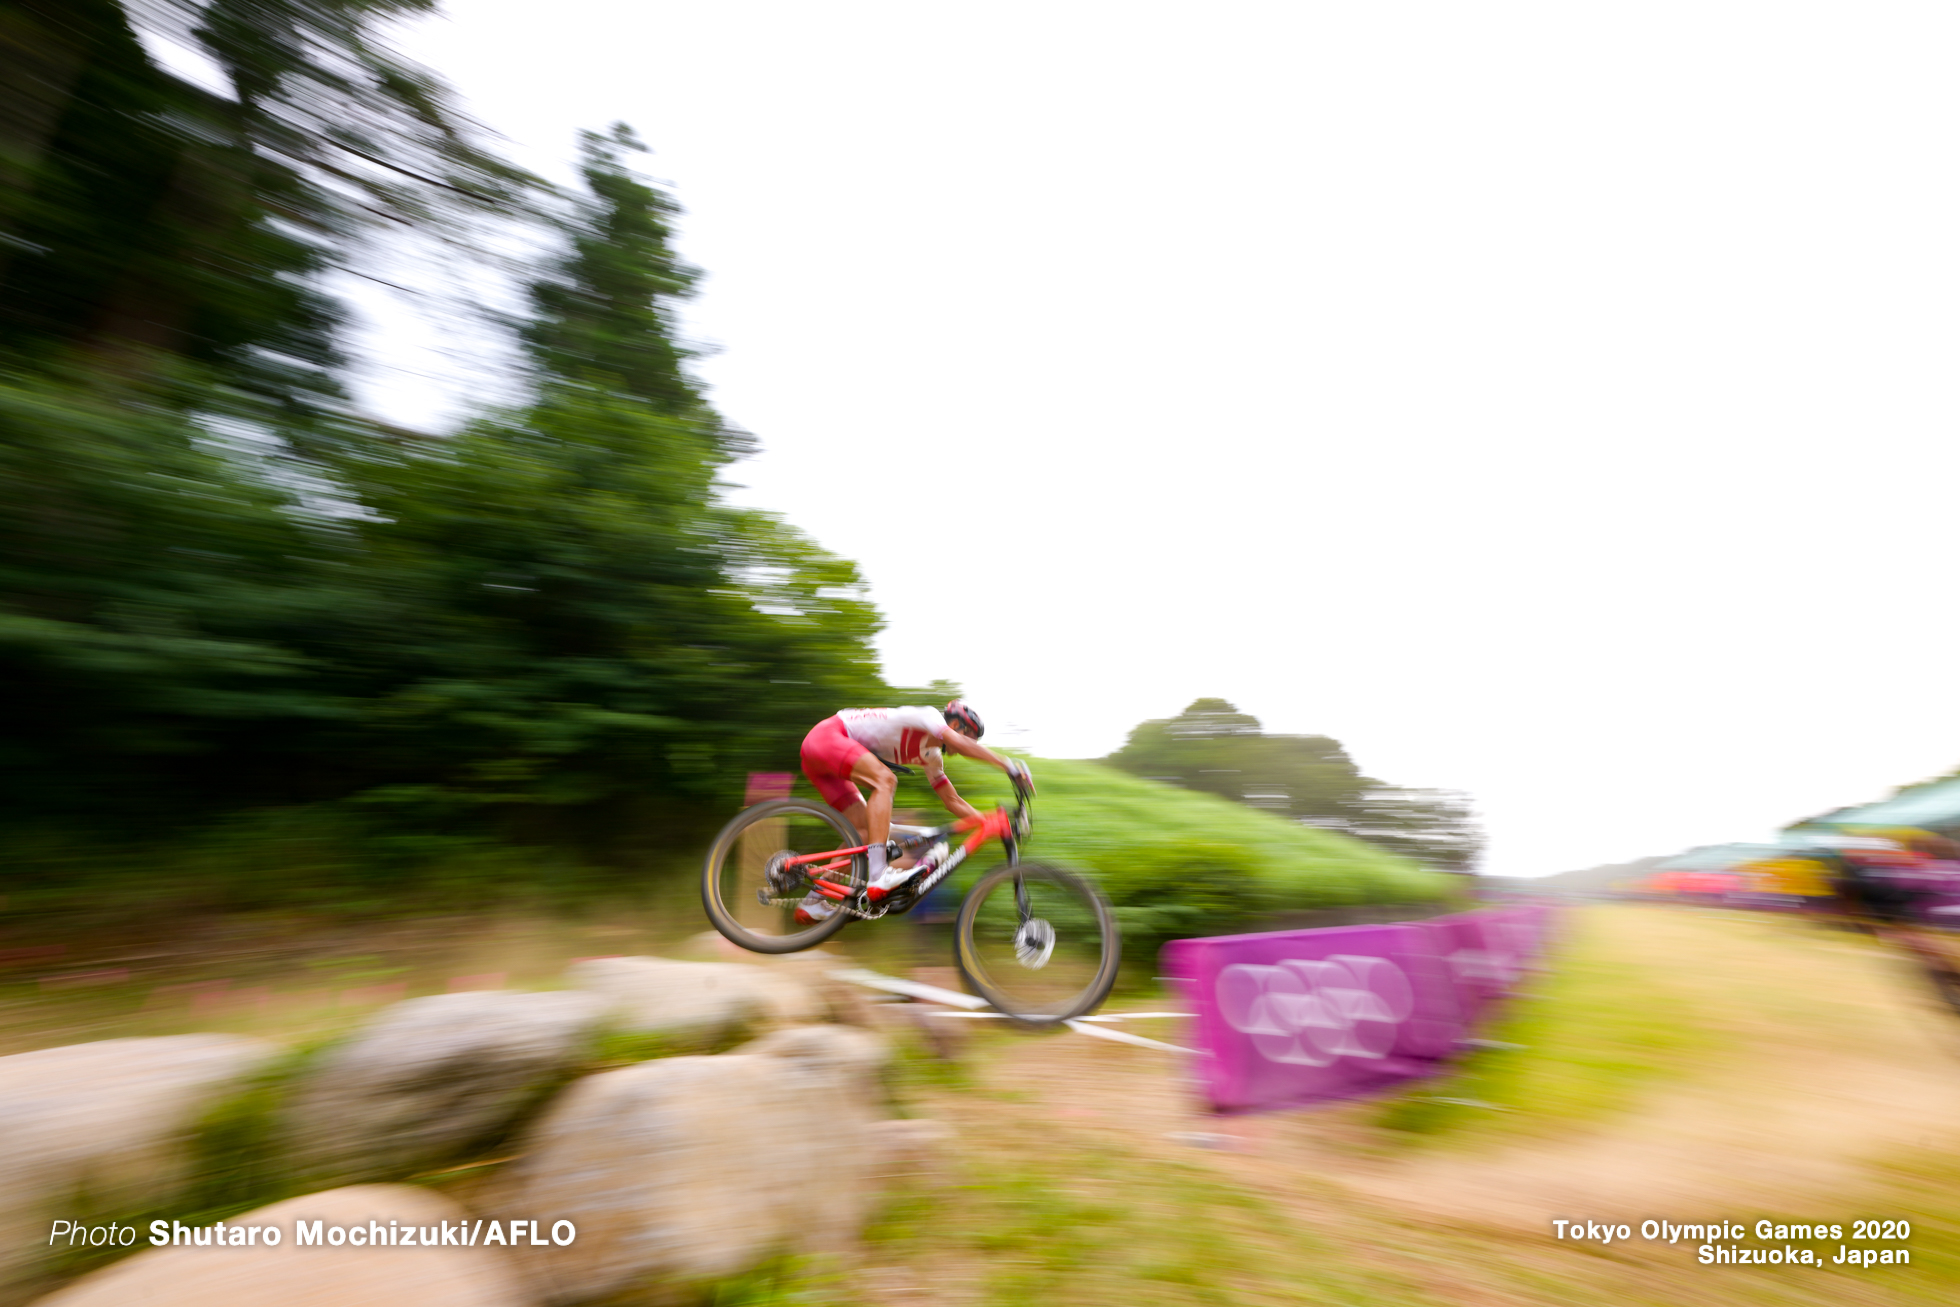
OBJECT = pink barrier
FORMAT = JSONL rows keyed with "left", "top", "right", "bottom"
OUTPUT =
{"left": 744, "top": 772, "right": 794, "bottom": 805}
{"left": 1160, "top": 904, "right": 1555, "bottom": 1114}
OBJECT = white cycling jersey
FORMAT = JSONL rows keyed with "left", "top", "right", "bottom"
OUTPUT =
{"left": 837, "top": 706, "right": 948, "bottom": 767}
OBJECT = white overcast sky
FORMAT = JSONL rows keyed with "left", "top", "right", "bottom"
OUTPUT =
{"left": 282, "top": 3, "right": 1960, "bottom": 876}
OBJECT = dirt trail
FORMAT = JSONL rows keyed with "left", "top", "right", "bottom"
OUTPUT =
{"left": 971, "top": 906, "right": 1960, "bottom": 1235}
{"left": 1339, "top": 909, "right": 1960, "bottom": 1227}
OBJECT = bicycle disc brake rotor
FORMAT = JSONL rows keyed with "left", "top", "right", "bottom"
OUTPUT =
{"left": 1013, "top": 917, "right": 1056, "bottom": 969}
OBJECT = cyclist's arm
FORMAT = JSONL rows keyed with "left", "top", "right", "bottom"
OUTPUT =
{"left": 922, "top": 749, "right": 981, "bottom": 822}
{"left": 940, "top": 727, "right": 1017, "bottom": 775}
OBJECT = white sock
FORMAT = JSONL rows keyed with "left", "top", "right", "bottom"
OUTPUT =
{"left": 866, "top": 842, "right": 888, "bottom": 880}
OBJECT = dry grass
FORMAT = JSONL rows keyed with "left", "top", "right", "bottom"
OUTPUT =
{"left": 841, "top": 904, "right": 1960, "bottom": 1307}
{"left": 10, "top": 901, "right": 1960, "bottom": 1305}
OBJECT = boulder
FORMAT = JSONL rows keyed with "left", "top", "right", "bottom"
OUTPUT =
{"left": 656, "top": 944, "right": 891, "bottom": 1028}
{"left": 566, "top": 957, "right": 820, "bottom": 1041}
{"left": 757, "top": 951, "right": 887, "bottom": 1026}
{"left": 865, "top": 1118, "right": 954, "bottom": 1179}
{"left": 493, "top": 1024, "right": 891, "bottom": 1304}
{"left": 737, "top": 1022, "right": 889, "bottom": 1085}
{"left": 30, "top": 1185, "right": 531, "bottom": 1307}
{"left": 288, "top": 990, "right": 608, "bottom": 1185}
{"left": 862, "top": 998, "right": 971, "bottom": 1060}
{"left": 0, "top": 1035, "right": 276, "bottom": 1304}
{"left": 677, "top": 931, "right": 752, "bottom": 961}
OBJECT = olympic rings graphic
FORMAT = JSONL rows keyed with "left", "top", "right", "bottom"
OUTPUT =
{"left": 1215, "top": 954, "right": 1414, "bottom": 1066}
{"left": 1446, "top": 921, "right": 1531, "bottom": 987}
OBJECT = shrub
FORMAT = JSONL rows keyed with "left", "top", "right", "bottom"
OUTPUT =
{"left": 1080, "top": 839, "right": 1275, "bottom": 958}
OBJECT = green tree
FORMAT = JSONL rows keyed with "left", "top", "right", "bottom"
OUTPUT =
{"left": 1105, "top": 698, "right": 1373, "bottom": 822}
{"left": 0, "top": 367, "right": 355, "bottom": 825}
{"left": 0, "top": 0, "right": 531, "bottom": 416}
{"left": 0, "top": 1, "right": 902, "bottom": 885}
{"left": 1349, "top": 788, "right": 1482, "bottom": 873}
{"left": 310, "top": 122, "right": 889, "bottom": 822}
{"left": 1104, "top": 699, "right": 1482, "bottom": 872}
{"left": 523, "top": 125, "right": 712, "bottom": 421}
{"left": 0, "top": 0, "right": 539, "bottom": 828}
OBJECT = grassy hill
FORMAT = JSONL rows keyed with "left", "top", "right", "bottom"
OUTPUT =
{"left": 929, "top": 756, "right": 1463, "bottom": 952}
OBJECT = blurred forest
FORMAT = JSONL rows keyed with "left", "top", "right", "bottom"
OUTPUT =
{"left": 1, "top": 0, "right": 908, "bottom": 902}
{"left": 0, "top": 1, "right": 1472, "bottom": 911}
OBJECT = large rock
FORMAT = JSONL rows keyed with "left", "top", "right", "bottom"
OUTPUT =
{"left": 289, "top": 990, "right": 609, "bottom": 1185}
{"left": 30, "top": 1185, "right": 531, "bottom": 1307}
{"left": 567, "top": 956, "right": 820, "bottom": 1042}
{"left": 0, "top": 1035, "right": 276, "bottom": 1304}
{"left": 493, "top": 1024, "right": 891, "bottom": 1304}
{"left": 737, "top": 1022, "right": 889, "bottom": 1083}
{"left": 676, "top": 941, "right": 889, "bottom": 1029}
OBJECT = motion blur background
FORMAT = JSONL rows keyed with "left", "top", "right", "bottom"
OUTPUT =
{"left": 12, "top": 0, "right": 1960, "bottom": 894}
{"left": 9, "top": 6, "right": 1960, "bottom": 1307}
{"left": 3, "top": 0, "right": 1495, "bottom": 916}
{"left": 380, "top": 0, "right": 1960, "bottom": 880}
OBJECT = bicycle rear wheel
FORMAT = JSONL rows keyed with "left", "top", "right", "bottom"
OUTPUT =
{"left": 702, "top": 799, "right": 866, "bottom": 954}
{"left": 953, "top": 862, "right": 1119, "bottom": 1026}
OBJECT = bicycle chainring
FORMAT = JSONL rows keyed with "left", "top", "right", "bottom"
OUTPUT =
{"left": 845, "top": 892, "right": 892, "bottom": 921}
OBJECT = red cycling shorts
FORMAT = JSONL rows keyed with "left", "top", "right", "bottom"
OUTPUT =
{"left": 800, "top": 715, "right": 870, "bottom": 813}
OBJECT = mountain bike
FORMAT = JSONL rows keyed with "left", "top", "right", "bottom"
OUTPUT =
{"left": 700, "top": 776, "right": 1120, "bottom": 1025}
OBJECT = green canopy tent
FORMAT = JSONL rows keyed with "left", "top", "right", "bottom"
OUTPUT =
{"left": 1653, "top": 843, "right": 1788, "bottom": 873}
{"left": 1785, "top": 776, "right": 1960, "bottom": 840}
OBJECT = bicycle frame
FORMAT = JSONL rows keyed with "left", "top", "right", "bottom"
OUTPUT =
{"left": 705, "top": 776, "right": 1115, "bottom": 1018}
{"left": 780, "top": 789, "right": 1029, "bottom": 911}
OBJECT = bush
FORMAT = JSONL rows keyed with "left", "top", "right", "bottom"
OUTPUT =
{"left": 1087, "top": 839, "right": 1274, "bottom": 959}
{"left": 940, "top": 756, "right": 1463, "bottom": 957}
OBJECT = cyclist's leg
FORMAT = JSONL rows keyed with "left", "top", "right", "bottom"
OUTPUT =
{"left": 848, "top": 754, "right": 944, "bottom": 896}
{"left": 847, "top": 752, "right": 897, "bottom": 847}
{"left": 835, "top": 800, "right": 872, "bottom": 842}
{"left": 796, "top": 720, "right": 881, "bottom": 922}
{"left": 833, "top": 797, "right": 918, "bottom": 864}
{"left": 800, "top": 718, "right": 869, "bottom": 818}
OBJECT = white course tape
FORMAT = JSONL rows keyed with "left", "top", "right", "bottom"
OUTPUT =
{"left": 827, "top": 967, "right": 990, "bottom": 1010}
{"left": 830, "top": 967, "right": 1198, "bottom": 1053}
{"left": 931, "top": 1010, "right": 1189, "bottom": 1023}
{"left": 1064, "top": 1019, "right": 1199, "bottom": 1054}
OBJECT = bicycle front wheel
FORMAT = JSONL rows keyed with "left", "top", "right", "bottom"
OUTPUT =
{"left": 702, "top": 799, "right": 866, "bottom": 954}
{"left": 953, "top": 862, "right": 1119, "bottom": 1026}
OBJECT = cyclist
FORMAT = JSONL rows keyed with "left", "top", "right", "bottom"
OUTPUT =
{"left": 1816, "top": 828, "right": 1960, "bottom": 924}
{"left": 1804, "top": 828, "right": 1960, "bottom": 1012}
{"left": 795, "top": 700, "right": 1033, "bottom": 923}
